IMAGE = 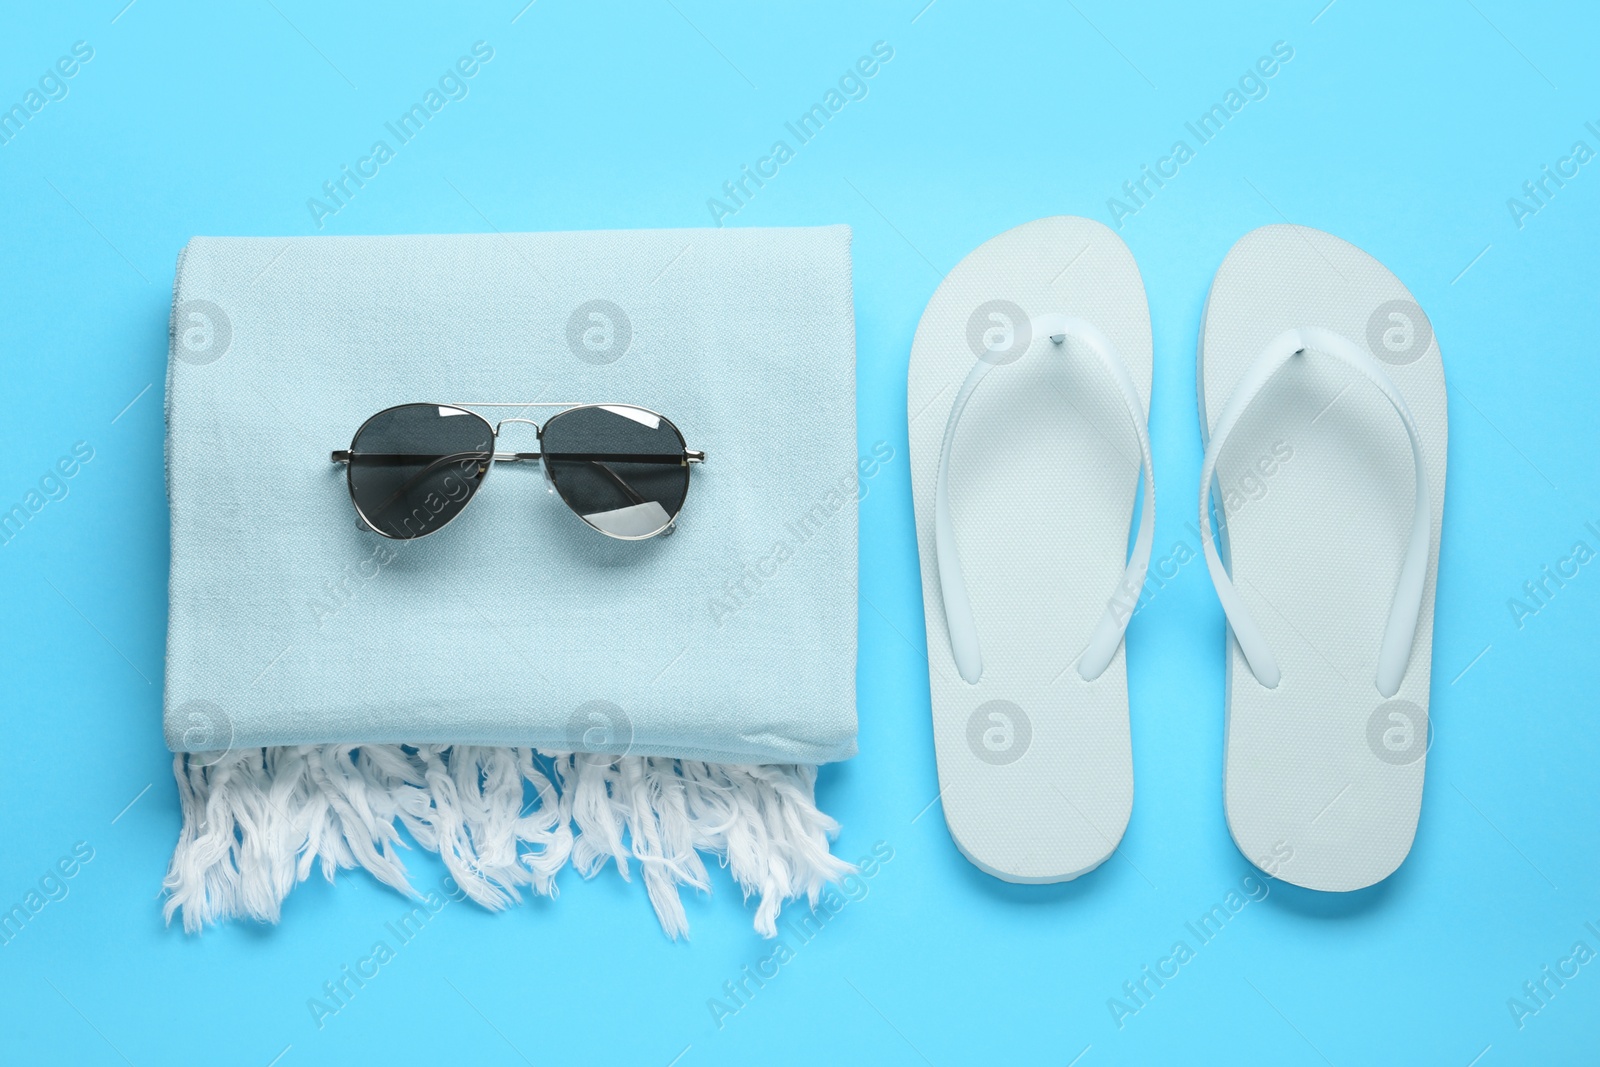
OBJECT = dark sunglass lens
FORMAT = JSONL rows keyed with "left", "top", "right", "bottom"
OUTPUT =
{"left": 347, "top": 404, "right": 494, "bottom": 539}
{"left": 541, "top": 406, "right": 690, "bottom": 538}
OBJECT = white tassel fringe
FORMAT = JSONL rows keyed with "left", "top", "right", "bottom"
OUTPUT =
{"left": 163, "top": 746, "right": 853, "bottom": 939}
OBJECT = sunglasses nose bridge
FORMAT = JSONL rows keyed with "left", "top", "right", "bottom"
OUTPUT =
{"left": 492, "top": 417, "right": 554, "bottom": 486}
{"left": 494, "top": 416, "right": 543, "bottom": 438}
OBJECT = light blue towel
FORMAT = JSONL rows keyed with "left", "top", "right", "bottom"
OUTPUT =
{"left": 164, "top": 226, "right": 858, "bottom": 765}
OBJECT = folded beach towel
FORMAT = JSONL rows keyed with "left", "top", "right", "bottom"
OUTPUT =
{"left": 162, "top": 225, "right": 859, "bottom": 936}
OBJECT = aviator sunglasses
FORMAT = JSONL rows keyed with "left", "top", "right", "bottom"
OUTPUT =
{"left": 330, "top": 402, "right": 705, "bottom": 541}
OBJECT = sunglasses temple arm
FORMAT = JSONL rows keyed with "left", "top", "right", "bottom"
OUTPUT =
{"left": 331, "top": 450, "right": 539, "bottom": 464}
{"left": 363, "top": 451, "right": 491, "bottom": 522}
{"left": 331, "top": 451, "right": 696, "bottom": 464}
{"left": 332, "top": 448, "right": 694, "bottom": 521}
{"left": 587, "top": 462, "right": 649, "bottom": 507}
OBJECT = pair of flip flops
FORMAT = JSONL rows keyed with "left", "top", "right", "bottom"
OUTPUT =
{"left": 908, "top": 218, "right": 1446, "bottom": 892}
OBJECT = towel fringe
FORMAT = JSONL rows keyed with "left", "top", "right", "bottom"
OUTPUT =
{"left": 163, "top": 746, "right": 851, "bottom": 938}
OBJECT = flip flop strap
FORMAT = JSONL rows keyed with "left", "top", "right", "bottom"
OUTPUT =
{"left": 1199, "top": 326, "right": 1432, "bottom": 698}
{"left": 935, "top": 313, "right": 1156, "bottom": 685}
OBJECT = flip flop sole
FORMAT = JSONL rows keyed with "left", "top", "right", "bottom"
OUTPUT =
{"left": 909, "top": 217, "right": 1151, "bottom": 882}
{"left": 1200, "top": 224, "right": 1447, "bottom": 891}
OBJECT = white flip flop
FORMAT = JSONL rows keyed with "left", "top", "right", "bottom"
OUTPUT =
{"left": 1199, "top": 224, "right": 1447, "bottom": 891}
{"left": 908, "top": 217, "right": 1155, "bottom": 882}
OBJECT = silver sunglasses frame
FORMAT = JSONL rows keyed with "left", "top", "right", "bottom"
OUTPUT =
{"left": 331, "top": 402, "right": 705, "bottom": 542}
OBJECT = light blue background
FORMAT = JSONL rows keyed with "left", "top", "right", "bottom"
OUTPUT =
{"left": 1, "top": 1, "right": 1596, "bottom": 1064}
